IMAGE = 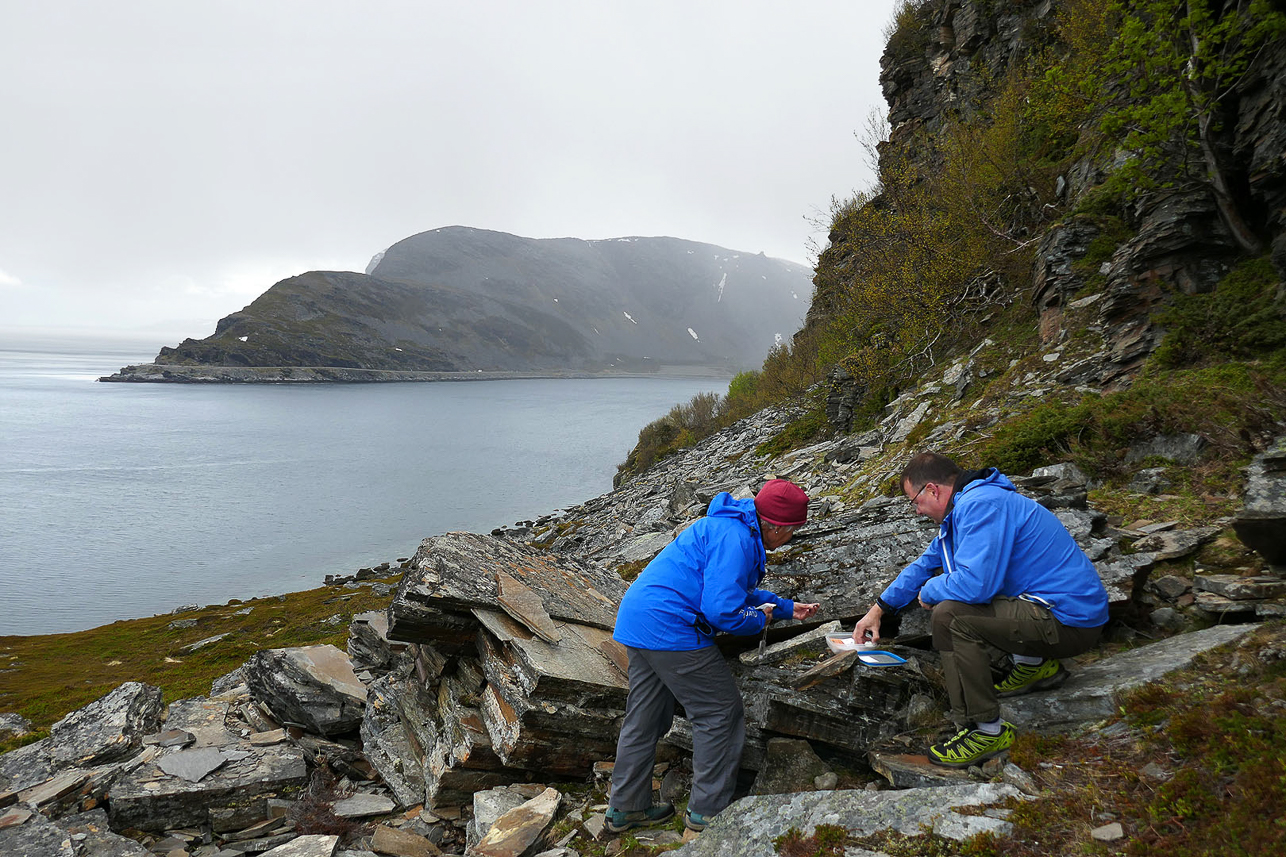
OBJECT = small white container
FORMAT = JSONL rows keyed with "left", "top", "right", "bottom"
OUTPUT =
{"left": 825, "top": 634, "right": 861, "bottom": 654}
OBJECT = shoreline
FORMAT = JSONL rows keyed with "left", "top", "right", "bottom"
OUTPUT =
{"left": 98, "top": 363, "right": 736, "bottom": 384}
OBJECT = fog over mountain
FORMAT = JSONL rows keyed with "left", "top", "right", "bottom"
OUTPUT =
{"left": 150, "top": 227, "right": 812, "bottom": 375}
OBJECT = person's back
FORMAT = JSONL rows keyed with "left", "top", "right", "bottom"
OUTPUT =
{"left": 614, "top": 492, "right": 774, "bottom": 651}
{"left": 939, "top": 471, "right": 1108, "bottom": 627}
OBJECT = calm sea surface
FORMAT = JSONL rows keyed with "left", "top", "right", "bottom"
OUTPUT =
{"left": 0, "top": 333, "right": 725, "bottom": 636}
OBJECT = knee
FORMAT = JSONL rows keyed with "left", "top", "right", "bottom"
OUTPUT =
{"left": 930, "top": 600, "right": 968, "bottom": 635}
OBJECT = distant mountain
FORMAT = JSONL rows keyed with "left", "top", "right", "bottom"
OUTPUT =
{"left": 149, "top": 227, "right": 812, "bottom": 375}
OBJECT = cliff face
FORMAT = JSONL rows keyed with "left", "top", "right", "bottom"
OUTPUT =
{"left": 810, "top": 0, "right": 1286, "bottom": 424}
{"left": 143, "top": 228, "right": 812, "bottom": 377}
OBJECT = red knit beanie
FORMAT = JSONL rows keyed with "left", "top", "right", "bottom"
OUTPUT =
{"left": 754, "top": 479, "right": 809, "bottom": 527}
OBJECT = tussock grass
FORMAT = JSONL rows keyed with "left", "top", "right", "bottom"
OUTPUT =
{"left": 0, "top": 578, "right": 398, "bottom": 751}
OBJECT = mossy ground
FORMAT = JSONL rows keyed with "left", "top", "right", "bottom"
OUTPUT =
{"left": 0, "top": 577, "right": 399, "bottom": 753}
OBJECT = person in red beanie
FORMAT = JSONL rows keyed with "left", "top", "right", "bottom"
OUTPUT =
{"left": 607, "top": 479, "right": 818, "bottom": 834}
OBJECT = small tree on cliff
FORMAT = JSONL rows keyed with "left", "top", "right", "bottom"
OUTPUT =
{"left": 1101, "top": 0, "right": 1286, "bottom": 253}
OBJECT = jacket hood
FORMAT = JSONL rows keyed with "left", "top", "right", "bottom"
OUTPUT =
{"left": 707, "top": 492, "right": 761, "bottom": 533}
{"left": 957, "top": 467, "right": 1016, "bottom": 496}
{"left": 946, "top": 468, "right": 1016, "bottom": 518}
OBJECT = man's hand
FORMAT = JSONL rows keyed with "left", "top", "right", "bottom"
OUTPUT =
{"left": 757, "top": 602, "right": 775, "bottom": 621}
{"left": 852, "top": 603, "right": 884, "bottom": 645}
{"left": 792, "top": 602, "right": 819, "bottom": 621}
{"left": 918, "top": 595, "right": 934, "bottom": 610}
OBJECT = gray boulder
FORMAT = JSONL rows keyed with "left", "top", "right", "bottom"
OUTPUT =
{"left": 1234, "top": 437, "right": 1286, "bottom": 570}
{"left": 750, "top": 738, "right": 831, "bottom": 795}
{"left": 669, "top": 783, "right": 1021, "bottom": 856}
{"left": 48, "top": 682, "right": 163, "bottom": 770}
{"left": 245, "top": 645, "right": 367, "bottom": 736}
{"left": 0, "top": 713, "right": 32, "bottom": 742}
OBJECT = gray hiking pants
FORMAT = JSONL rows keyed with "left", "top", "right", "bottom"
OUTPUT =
{"left": 932, "top": 597, "right": 1103, "bottom": 724}
{"left": 610, "top": 645, "right": 745, "bottom": 817}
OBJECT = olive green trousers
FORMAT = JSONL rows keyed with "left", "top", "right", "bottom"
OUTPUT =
{"left": 931, "top": 597, "right": 1103, "bottom": 724}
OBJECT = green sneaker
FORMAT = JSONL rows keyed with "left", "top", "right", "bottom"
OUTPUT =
{"left": 927, "top": 723, "right": 1016, "bottom": 768}
{"left": 995, "top": 659, "right": 1068, "bottom": 697}
{"left": 683, "top": 809, "right": 714, "bottom": 832}
{"left": 604, "top": 802, "right": 675, "bottom": 834}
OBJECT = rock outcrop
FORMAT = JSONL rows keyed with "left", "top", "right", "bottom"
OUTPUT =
{"left": 244, "top": 645, "right": 368, "bottom": 737}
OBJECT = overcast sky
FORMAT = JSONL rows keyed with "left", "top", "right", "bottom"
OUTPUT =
{"left": 0, "top": 0, "right": 896, "bottom": 340}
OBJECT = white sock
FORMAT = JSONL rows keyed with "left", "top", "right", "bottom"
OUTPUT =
{"left": 1012, "top": 654, "right": 1044, "bottom": 666}
{"left": 976, "top": 718, "right": 1004, "bottom": 735}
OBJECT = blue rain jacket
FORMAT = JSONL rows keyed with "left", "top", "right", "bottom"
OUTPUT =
{"left": 613, "top": 493, "right": 795, "bottom": 651}
{"left": 880, "top": 469, "right": 1109, "bottom": 628}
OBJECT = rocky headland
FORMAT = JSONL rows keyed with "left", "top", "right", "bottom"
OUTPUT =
{"left": 100, "top": 231, "right": 811, "bottom": 383}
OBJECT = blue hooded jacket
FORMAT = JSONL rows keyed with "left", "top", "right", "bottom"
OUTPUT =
{"left": 612, "top": 493, "right": 795, "bottom": 651}
{"left": 880, "top": 469, "right": 1109, "bottom": 628}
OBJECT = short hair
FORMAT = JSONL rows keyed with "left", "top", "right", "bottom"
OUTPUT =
{"left": 900, "top": 452, "right": 961, "bottom": 491}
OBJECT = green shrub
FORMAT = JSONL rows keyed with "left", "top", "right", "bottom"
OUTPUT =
{"left": 1153, "top": 257, "right": 1286, "bottom": 368}
{"left": 976, "top": 360, "right": 1286, "bottom": 477}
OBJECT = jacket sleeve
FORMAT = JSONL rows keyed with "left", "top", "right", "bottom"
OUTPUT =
{"left": 749, "top": 587, "right": 794, "bottom": 621}
{"left": 880, "top": 536, "right": 945, "bottom": 609}
{"left": 919, "top": 496, "right": 1012, "bottom": 605}
{"left": 698, "top": 526, "right": 769, "bottom": 636}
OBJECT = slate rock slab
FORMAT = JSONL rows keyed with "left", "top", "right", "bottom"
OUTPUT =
{"left": 469, "top": 785, "right": 535, "bottom": 849}
{"left": 108, "top": 743, "right": 308, "bottom": 833}
{"left": 1132, "top": 526, "right": 1221, "bottom": 561}
{"left": 390, "top": 532, "right": 627, "bottom": 642}
{"left": 668, "top": 784, "right": 1021, "bottom": 856}
{"left": 49, "top": 681, "right": 163, "bottom": 769}
{"left": 868, "top": 752, "right": 973, "bottom": 789}
{"left": 1003, "top": 624, "right": 1260, "bottom": 731}
{"left": 470, "top": 786, "right": 561, "bottom": 857}
{"left": 245, "top": 645, "right": 367, "bottom": 736}
{"left": 331, "top": 793, "right": 396, "bottom": 819}
{"left": 0, "top": 812, "right": 77, "bottom": 856}
{"left": 371, "top": 823, "right": 441, "bottom": 857}
{"left": 157, "top": 746, "right": 229, "bottom": 782}
{"left": 262, "top": 834, "right": 340, "bottom": 856}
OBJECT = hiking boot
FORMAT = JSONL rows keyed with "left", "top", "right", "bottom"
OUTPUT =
{"left": 683, "top": 809, "right": 714, "bottom": 832}
{"left": 927, "top": 722, "right": 1016, "bottom": 768}
{"left": 604, "top": 803, "right": 675, "bottom": 834}
{"left": 995, "top": 659, "right": 1068, "bottom": 698}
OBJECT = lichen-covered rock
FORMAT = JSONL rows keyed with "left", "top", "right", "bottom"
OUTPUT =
{"left": 669, "top": 783, "right": 1021, "bottom": 857}
{"left": 48, "top": 682, "right": 163, "bottom": 770}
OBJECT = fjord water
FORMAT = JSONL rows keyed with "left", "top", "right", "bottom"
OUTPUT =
{"left": 0, "top": 334, "right": 725, "bottom": 636}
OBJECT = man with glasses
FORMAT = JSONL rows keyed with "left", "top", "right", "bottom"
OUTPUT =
{"left": 851, "top": 452, "right": 1108, "bottom": 768}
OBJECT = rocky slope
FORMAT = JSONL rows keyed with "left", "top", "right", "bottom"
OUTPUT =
{"left": 102, "top": 229, "right": 812, "bottom": 382}
{"left": 9, "top": 1, "right": 1286, "bottom": 854}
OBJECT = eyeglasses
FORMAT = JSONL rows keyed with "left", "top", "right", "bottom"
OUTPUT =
{"left": 908, "top": 482, "right": 931, "bottom": 505}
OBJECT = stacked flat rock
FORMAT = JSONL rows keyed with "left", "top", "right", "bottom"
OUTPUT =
{"left": 379, "top": 532, "right": 632, "bottom": 807}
